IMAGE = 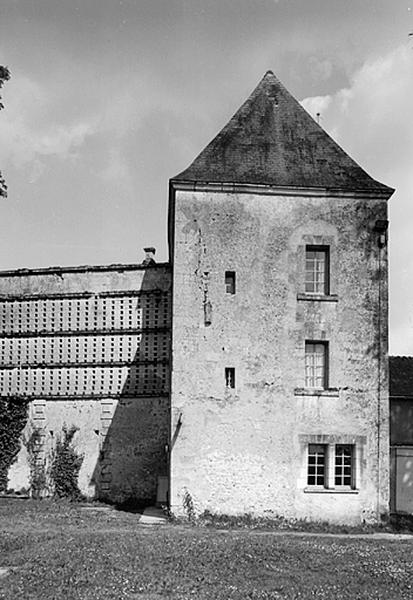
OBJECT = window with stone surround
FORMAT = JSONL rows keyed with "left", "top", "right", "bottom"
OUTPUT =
{"left": 306, "top": 443, "right": 356, "bottom": 490}
{"left": 305, "top": 342, "right": 328, "bottom": 389}
{"left": 305, "top": 246, "right": 329, "bottom": 294}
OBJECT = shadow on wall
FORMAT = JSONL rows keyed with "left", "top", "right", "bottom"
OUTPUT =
{"left": 91, "top": 265, "right": 170, "bottom": 506}
{"left": 391, "top": 401, "right": 413, "bottom": 446}
{"left": 353, "top": 209, "right": 388, "bottom": 364}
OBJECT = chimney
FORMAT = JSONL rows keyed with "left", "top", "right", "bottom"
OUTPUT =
{"left": 142, "top": 247, "right": 156, "bottom": 266}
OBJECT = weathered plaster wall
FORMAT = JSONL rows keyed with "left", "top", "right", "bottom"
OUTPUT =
{"left": 0, "top": 264, "right": 169, "bottom": 295}
{"left": 170, "top": 189, "right": 389, "bottom": 524}
{"left": 9, "top": 395, "right": 168, "bottom": 502}
{"left": 1, "top": 264, "right": 171, "bottom": 503}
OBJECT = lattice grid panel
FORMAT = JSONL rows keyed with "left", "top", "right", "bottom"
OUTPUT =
{"left": 0, "top": 332, "right": 169, "bottom": 365}
{"left": 0, "top": 291, "right": 170, "bottom": 397}
{"left": 0, "top": 364, "right": 169, "bottom": 396}
{"left": 0, "top": 293, "right": 170, "bottom": 334}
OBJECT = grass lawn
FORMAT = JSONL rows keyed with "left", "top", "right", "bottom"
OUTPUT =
{"left": 0, "top": 499, "right": 412, "bottom": 599}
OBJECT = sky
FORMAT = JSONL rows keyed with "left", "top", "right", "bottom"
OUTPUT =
{"left": 0, "top": 0, "right": 412, "bottom": 354}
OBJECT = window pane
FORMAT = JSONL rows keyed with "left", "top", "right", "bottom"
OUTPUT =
{"left": 335, "top": 445, "right": 354, "bottom": 487}
{"left": 305, "top": 343, "right": 327, "bottom": 388}
{"left": 307, "top": 444, "right": 326, "bottom": 487}
{"left": 225, "top": 367, "right": 235, "bottom": 389}
{"left": 225, "top": 272, "right": 236, "bottom": 294}
{"left": 305, "top": 247, "right": 328, "bottom": 294}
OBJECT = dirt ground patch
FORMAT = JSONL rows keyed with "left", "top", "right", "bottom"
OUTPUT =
{"left": 0, "top": 499, "right": 412, "bottom": 599}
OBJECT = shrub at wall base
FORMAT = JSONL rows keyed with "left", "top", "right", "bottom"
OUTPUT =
{"left": 50, "top": 425, "right": 84, "bottom": 501}
{"left": 0, "top": 397, "right": 29, "bottom": 492}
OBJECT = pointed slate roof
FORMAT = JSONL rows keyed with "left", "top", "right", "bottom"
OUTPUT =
{"left": 173, "top": 71, "right": 393, "bottom": 195}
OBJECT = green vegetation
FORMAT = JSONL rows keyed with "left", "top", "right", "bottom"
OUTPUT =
{"left": 0, "top": 398, "right": 29, "bottom": 492}
{"left": 0, "top": 499, "right": 412, "bottom": 599}
{"left": 25, "top": 429, "right": 47, "bottom": 499}
{"left": 50, "top": 425, "right": 83, "bottom": 500}
{"left": 0, "top": 65, "right": 10, "bottom": 198}
{"left": 195, "top": 509, "right": 391, "bottom": 534}
{"left": 182, "top": 489, "right": 196, "bottom": 522}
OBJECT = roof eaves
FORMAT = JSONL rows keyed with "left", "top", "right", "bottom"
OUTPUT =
{"left": 0, "top": 262, "right": 172, "bottom": 278}
{"left": 170, "top": 178, "right": 394, "bottom": 200}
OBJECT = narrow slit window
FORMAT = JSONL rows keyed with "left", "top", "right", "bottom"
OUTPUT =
{"left": 305, "top": 342, "right": 328, "bottom": 389}
{"left": 307, "top": 444, "right": 327, "bottom": 487}
{"left": 225, "top": 367, "right": 235, "bottom": 389}
{"left": 305, "top": 246, "right": 329, "bottom": 294}
{"left": 225, "top": 271, "right": 236, "bottom": 295}
{"left": 335, "top": 445, "right": 355, "bottom": 488}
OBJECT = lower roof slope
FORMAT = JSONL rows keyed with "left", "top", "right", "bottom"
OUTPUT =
{"left": 173, "top": 71, "right": 393, "bottom": 196}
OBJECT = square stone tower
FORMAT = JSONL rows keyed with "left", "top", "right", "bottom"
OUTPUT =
{"left": 168, "top": 71, "right": 394, "bottom": 524}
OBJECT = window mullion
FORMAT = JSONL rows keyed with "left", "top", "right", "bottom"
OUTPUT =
{"left": 353, "top": 445, "right": 357, "bottom": 489}
{"left": 327, "top": 443, "right": 335, "bottom": 489}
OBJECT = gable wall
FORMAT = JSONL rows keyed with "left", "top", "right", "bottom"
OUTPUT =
{"left": 170, "top": 188, "right": 389, "bottom": 524}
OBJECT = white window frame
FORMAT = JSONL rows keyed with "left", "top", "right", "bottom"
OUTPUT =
{"left": 305, "top": 245, "right": 329, "bottom": 295}
{"left": 306, "top": 443, "right": 357, "bottom": 491}
{"left": 305, "top": 341, "right": 328, "bottom": 389}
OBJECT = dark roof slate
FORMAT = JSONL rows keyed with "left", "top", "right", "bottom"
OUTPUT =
{"left": 389, "top": 356, "right": 413, "bottom": 397}
{"left": 173, "top": 71, "right": 393, "bottom": 195}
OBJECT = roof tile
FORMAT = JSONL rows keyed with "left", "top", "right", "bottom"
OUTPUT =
{"left": 173, "top": 71, "right": 393, "bottom": 195}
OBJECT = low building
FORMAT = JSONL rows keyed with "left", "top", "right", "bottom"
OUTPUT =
{"left": 389, "top": 356, "right": 413, "bottom": 515}
{"left": 0, "top": 260, "right": 170, "bottom": 504}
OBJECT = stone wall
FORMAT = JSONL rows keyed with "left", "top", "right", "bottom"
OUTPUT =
{"left": 0, "top": 263, "right": 171, "bottom": 503}
{"left": 170, "top": 188, "right": 389, "bottom": 524}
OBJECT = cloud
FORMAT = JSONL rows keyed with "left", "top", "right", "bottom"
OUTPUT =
{"left": 99, "top": 144, "right": 135, "bottom": 195}
{"left": 308, "top": 56, "right": 333, "bottom": 82}
{"left": 0, "top": 76, "right": 97, "bottom": 182}
{"left": 300, "top": 95, "right": 332, "bottom": 120}
{"left": 0, "top": 70, "right": 170, "bottom": 186}
{"left": 301, "top": 44, "right": 413, "bottom": 355}
{"left": 0, "top": 63, "right": 193, "bottom": 195}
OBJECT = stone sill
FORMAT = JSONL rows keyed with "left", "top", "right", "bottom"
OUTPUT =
{"left": 304, "top": 488, "right": 359, "bottom": 494}
{"left": 297, "top": 293, "right": 338, "bottom": 302}
{"left": 294, "top": 388, "right": 339, "bottom": 397}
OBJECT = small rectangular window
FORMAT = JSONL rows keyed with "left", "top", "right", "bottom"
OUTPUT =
{"left": 335, "top": 445, "right": 354, "bottom": 488}
{"left": 305, "top": 342, "right": 328, "bottom": 389}
{"left": 307, "top": 444, "right": 326, "bottom": 487}
{"left": 305, "top": 246, "right": 329, "bottom": 294}
{"left": 225, "top": 271, "right": 236, "bottom": 294}
{"left": 225, "top": 367, "right": 235, "bottom": 389}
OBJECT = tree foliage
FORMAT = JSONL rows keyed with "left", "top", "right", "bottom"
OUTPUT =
{"left": 0, "top": 65, "right": 10, "bottom": 198}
